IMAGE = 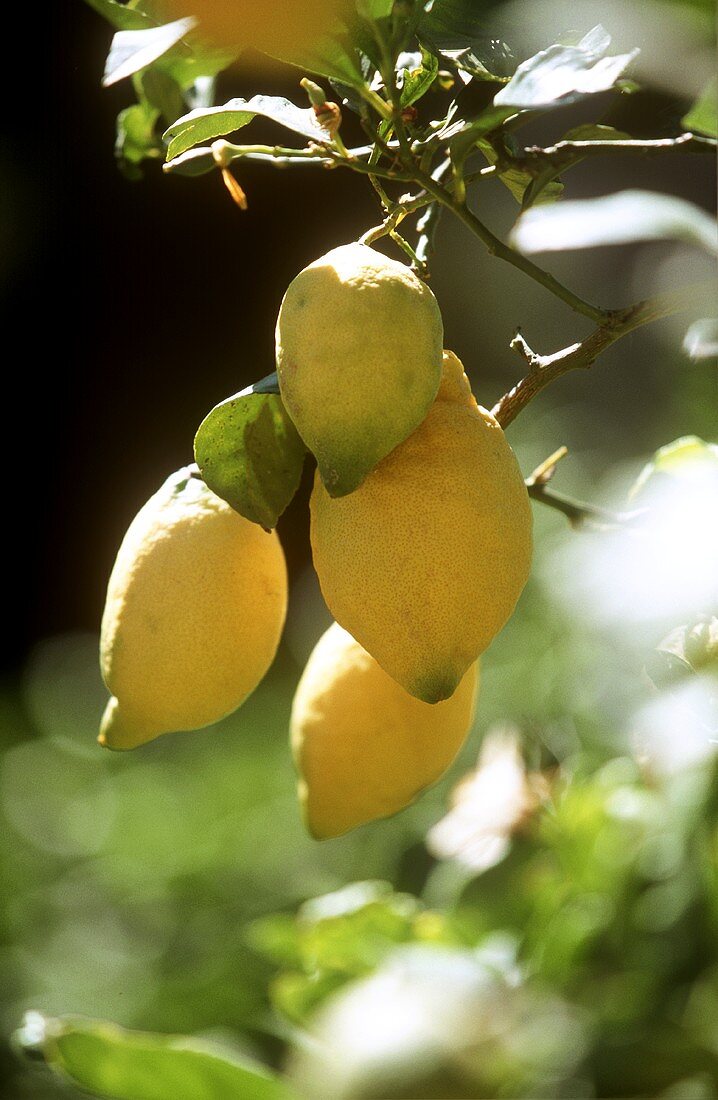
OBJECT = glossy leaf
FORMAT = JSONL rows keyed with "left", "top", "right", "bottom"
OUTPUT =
{"left": 164, "top": 95, "right": 333, "bottom": 161}
{"left": 194, "top": 387, "right": 305, "bottom": 530}
{"left": 14, "top": 1013, "right": 295, "bottom": 1100}
{"left": 495, "top": 25, "right": 639, "bottom": 109}
{"left": 103, "top": 18, "right": 196, "bottom": 87}
{"left": 682, "top": 77, "right": 718, "bottom": 138}
{"left": 511, "top": 190, "right": 718, "bottom": 255}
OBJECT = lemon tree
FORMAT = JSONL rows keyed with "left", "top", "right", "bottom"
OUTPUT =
{"left": 13, "top": 1, "right": 717, "bottom": 1097}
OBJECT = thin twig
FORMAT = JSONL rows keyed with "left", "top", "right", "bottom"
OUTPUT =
{"left": 524, "top": 449, "right": 644, "bottom": 529}
{"left": 492, "top": 278, "right": 716, "bottom": 428}
{"left": 526, "top": 481, "right": 643, "bottom": 529}
{"left": 411, "top": 167, "right": 608, "bottom": 322}
{"left": 521, "top": 132, "right": 716, "bottom": 172}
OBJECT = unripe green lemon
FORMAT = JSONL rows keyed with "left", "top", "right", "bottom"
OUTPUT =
{"left": 276, "top": 243, "right": 444, "bottom": 497}
{"left": 291, "top": 622, "right": 479, "bottom": 838}
{"left": 99, "top": 467, "right": 287, "bottom": 750}
{"left": 310, "top": 351, "right": 532, "bottom": 703}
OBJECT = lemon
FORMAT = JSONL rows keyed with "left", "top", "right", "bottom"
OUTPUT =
{"left": 310, "top": 351, "right": 532, "bottom": 703}
{"left": 99, "top": 467, "right": 287, "bottom": 750}
{"left": 276, "top": 243, "right": 443, "bottom": 497}
{"left": 291, "top": 622, "right": 479, "bottom": 838}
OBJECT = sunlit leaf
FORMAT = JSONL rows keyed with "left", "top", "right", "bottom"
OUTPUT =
{"left": 164, "top": 95, "right": 333, "bottom": 161}
{"left": 511, "top": 190, "right": 718, "bottom": 255}
{"left": 15, "top": 1013, "right": 295, "bottom": 1100}
{"left": 103, "top": 18, "right": 196, "bottom": 87}
{"left": 494, "top": 25, "right": 639, "bottom": 109}
{"left": 194, "top": 387, "right": 306, "bottom": 530}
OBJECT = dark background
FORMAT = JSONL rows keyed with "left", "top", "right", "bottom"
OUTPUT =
{"left": 4, "top": 0, "right": 715, "bottom": 673}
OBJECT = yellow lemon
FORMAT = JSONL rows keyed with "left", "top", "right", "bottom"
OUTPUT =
{"left": 276, "top": 243, "right": 444, "bottom": 497}
{"left": 291, "top": 622, "right": 479, "bottom": 838}
{"left": 310, "top": 351, "right": 532, "bottom": 703}
{"left": 99, "top": 467, "right": 287, "bottom": 750}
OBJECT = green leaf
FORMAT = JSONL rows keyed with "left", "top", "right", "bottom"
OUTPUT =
{"left": 646, "top": 617, "right": 718, "bottom": 689}
{"left": 84, "top": 0, "right": 153, "bottom": 31}
{"left": 14, "top": 1012, "right": 295, "bottom": 1100}
{"left": 115, "top": 101, "right": 161, "bottom": 179}
{"left": 418, "top": 0, "right": 514, "bottom": 80}
{"left": 511, "top": 191, "right": 718, "bottom": 255}
{"left": 262, "top": 27, "right": 364, "bottom": 87}
{"left": 103, "top": 18, "right": 196, "bottom": 87}
{"left": 163, "top": 145, "right": 217, "bottom": 176}
{"left": 630, "top": 436, "right": 718, "bottom": 498}
{"left": 194, "top": 388, "right": 306, "bottom": 530}
{"left": 683, "top": 318, "right": 718, "bottom": 360}
{"left": 682, "top": 77, "right": 718, "bottom": 138}
{"left": 477, "top": 139, "right": 563, "bottom": 207}
{"left": 164, "top": 95, "right": 333, "bottom": 161}
{"left": 398, "top": 48, "right": 439, "bottom": 108}
{"left": 495, "top": 25, "right": 639, "bottom": 109}
{"left": 137, "top": 68, "right": 185, "bottom": 125}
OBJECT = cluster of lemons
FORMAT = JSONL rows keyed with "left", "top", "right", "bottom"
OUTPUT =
{"left": 99, "top": 244, "right": 532, "bottom": 838}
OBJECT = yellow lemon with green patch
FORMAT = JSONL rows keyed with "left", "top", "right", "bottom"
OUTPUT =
{"left": 276, "top": 242, "right": 444, "bottom": 497}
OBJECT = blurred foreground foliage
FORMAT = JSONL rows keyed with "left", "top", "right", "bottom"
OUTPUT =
{"left": 2, "top": 447, "right": 718, "bottom": 1095}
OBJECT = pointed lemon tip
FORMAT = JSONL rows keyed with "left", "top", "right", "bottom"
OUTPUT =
{"left": 99, "top": 697, "right": 160, "bottom": 751}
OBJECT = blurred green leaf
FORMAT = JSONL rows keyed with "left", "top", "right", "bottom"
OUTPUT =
{"left": 164, "top": 95, "right": 333, "bottom": 161}
{"left": 84, "top": 0, "right": 154, "bottom": 31}
{"left": 261, "top": 26, "right": 364, "bottom": 87}
{"left": 103, "top": 18, "right": 196, "bottom": 87}
{"left": 115, "top": 101, "right": 161, "bottom": 179}
{"left": 682, "top": 77, "right": 718, "bottom": 138}
{"left": 138, "top": 69, "right": 185, "bottom": 125}
{"left": 495, "top": 25, "right": 639, "bottom": 109}
{"left": 15, "top": 1013, "right": 295, "bottom": 1100}
{"left": 630, "top": 435, "right": 718, "bottom": 500}
{"left": 511, "top": 191, "right": 718, "bottom": 255}
{"left": 194, "top": 388, "right": 306, "bottom": 530}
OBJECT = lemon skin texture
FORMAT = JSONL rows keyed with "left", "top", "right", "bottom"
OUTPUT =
{"left": 310, "top": 351, "right": 532, "bottom": 703}
{"left": 291, "top": 623, "right": 479, "bottom": 839}
{"left": 276, "top": 243, "right": 444, "bottom": 497}
{"left": 99, "top": 467, "right": 287, "bottom": 750}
